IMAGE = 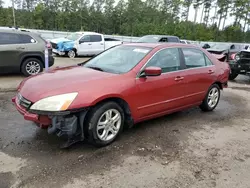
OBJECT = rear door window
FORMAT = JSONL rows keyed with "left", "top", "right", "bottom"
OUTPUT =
{"left": 168, "top": 37, "right": 179, "bottom": 43}
{"left": 0, "top": 33, "right": 20, "bottom": 45}
{"left": 182, "top": 48, "right": 206, "bottom": 68}
{"left": 204, "top": 54, "right": 213, "bottom": 66}
{"left": 90, "top": 35, "right": 102, "bottom": 42}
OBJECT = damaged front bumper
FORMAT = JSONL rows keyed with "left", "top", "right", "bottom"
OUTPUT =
{"left": 12, "top": 95, "right": 89, "bottom": 147}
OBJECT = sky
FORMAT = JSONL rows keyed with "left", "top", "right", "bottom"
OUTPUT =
{"left": 3, "top": 0, "right": 235, "bottom": 29}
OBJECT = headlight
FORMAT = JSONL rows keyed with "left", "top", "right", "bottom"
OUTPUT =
{"left": 73, "top": 42, "right": 78, "bottom": 48}
{"left": 235, "top": 54, "right": 240, "bottom": 61}
{"left": 30, "top": 92, "right": 78, "bottom": 111}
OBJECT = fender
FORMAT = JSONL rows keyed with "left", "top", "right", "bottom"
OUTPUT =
{"left": 89, "top": 93, "right": 136, "bottom": 119}
{"left": 91, "top": 93, "right": 129, "bottom": 106}
{"left": 19, "top": 52, "right": 45, "bottom": 65}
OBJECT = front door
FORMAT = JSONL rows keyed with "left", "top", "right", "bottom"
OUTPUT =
{"left": 181, "top": 48, "right": 217, "bottom": 104}
{"left": 77, "top": 35, "right": 93, "bottom": 56}
{"left": 135, "top": 48, "right": 187, "bottom": 119}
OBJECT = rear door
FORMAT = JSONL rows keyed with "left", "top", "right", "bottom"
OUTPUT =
{"left": 181, "top": 48, "right": 217, "bottom": 104}
{"left": 0, "top": 32, "right": 25, "bottom": 73}
{"left": 135, "top": 47, "right": 187, "bottom": 118}
{"left": 90, "top": 35, "right": 104, "bottom": 55}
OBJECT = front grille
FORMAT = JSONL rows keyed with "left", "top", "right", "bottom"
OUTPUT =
{"left": 240, "top": 51, "right": 250, "bottom": 59}
{"left": 51, "top": 42, "right": 57, "bottom": 49}
{"left": 17, "top": 93, "right": 32, "bottom": 110}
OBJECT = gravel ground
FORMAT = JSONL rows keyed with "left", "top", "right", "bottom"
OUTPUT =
{"left": 1, "top": 76, "right": 250, "bottom": 188}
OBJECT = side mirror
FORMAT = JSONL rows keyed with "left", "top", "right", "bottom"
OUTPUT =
{"left": 140, "top": 66, "right": 162, "bottom": 77}
{"left": 79, "top": 40, "right": 84, "bottom": 44}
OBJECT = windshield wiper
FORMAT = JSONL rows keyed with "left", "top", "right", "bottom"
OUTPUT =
{"left": 86, "top": 66, "right": 104, "bottom": 72}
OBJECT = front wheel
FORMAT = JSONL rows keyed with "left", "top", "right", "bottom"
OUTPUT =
{"left": 68, "top": 50, "right": 76, "bottom": 58}
{"left": 200, "top": 84, "right": 221, "bottom": 112}
{"left": 86, "top": 102, "right": 124, "bottom": 147}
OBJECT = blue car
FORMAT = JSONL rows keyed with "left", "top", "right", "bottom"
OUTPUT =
{"left": 50, "top": 32, "right": 84, "bottom": 57}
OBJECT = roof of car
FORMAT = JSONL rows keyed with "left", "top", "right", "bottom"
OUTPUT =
{"left": 0, "top": 29, "right": 31, "bottom": 34}
{"left": 143, "top": 35, "right": 179, "bottom": 38}
{"left": 76, "top": 31, "right": 101, "bottom": 35}
{"left": 123, "top": 42, "right": 199, "bottom": 49}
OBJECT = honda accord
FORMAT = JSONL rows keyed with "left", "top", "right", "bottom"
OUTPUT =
{"left": 12, "top": 43, "right": 230, "bottom": 148}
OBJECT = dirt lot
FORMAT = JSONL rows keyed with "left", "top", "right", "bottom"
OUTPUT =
{"left": 1, "top": 64, "right": 250, "bottom": 187}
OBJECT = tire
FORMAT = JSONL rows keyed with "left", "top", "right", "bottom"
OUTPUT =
{"left": 229, "top": 71, "right": 238, "bottom": 80}
{"left": 21, "top": 58, "right": 43, "bottom": 77}
{"left": 199, "top": 84, "right": 221, "bottom": 112}
{"left": 68, "top": 50, "right": 76, "bottom": 58}
{"left": 86, "top": 101, "right": 124, "bottom": 147}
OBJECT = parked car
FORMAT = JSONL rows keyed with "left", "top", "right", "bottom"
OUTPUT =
{"left": 12, "top": 43, "right": 230, "bottom": 148}
{"left": 206, "top": 43, "right": 245, "bottom": 62}
{"left": 228, "top": 48, "right": 250, "bottom": 80}
{"left": 50, "top": 32, "right": 84, "bottom": 56}
{"left": 51, "top": 32, "right": 123, "bottom": 58}
{"left": 0, "top": 29, "right": 54, "bottom": 76}
{"left": 201, "top": 43, "right": 211, "bottom": 49}
{"left": 137, "top": 35, "right": 180, "bottom": 43}
{"left": 180, "top": 39, "right": 191, "bottom": 44}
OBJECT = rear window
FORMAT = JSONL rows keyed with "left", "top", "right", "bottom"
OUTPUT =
{"left": 104, "top": 38, "right": 120, "bottom": 41}
{"left": 0, "top": 33, "right": 20, "bottom": 45}
{"left": 19, "top": 34, "right": 36, "bottom": 44}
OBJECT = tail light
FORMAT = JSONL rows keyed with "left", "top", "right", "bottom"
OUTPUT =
{"left": 46, "top": 40, "right": 52, "bottom": 49}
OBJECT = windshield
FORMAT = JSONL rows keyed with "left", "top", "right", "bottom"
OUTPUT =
{"left": 66, "top": 33, "right": 82, "bottom": 41}
{"left": 210, "top": 43, "right": 231, "bottom": 50}
{"left": 137, "top": 36, "right": 160, "bottom": 43}
{"left": 83, "top": 45, "right": 152, "bottom": 74}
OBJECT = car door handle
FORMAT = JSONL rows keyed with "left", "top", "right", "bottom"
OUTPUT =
{"left": 100, "top": 43, "right": 104, "bottom": 45}
{"left": 175, "top": 76, "right": 184, "bottom": 81}
{"left": 16, "top": 47, "right": 25, "bottom": 50}
{"left": 208, "top": 70, "right": 214, "bottom": 74}
{"left": 88, "top": 43, "right": 92, "bottom": 45}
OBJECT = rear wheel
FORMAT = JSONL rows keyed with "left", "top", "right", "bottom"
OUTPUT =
{"left": 229, "top": 71, "right": 238, "bottom": 80}
{"left": 21, "top": 58, "right": 43, "bottom": 77}
{"left": 86, "top": 102, "right": 124, "bottom": 147}
{"left": 200, "top": 84, "right": 220, "bottom": 112}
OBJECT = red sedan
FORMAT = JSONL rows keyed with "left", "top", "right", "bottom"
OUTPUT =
{"left": 12, "top": 43, "right": 230, "bottom": 148}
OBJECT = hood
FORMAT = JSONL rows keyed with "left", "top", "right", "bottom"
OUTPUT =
{"left": 57, "top": 41, "right": 75, "bottom": 51}
{"left": 50, "top": 37, "right": 72, "bottom": 44}
{"left": 19, "top": 66, "right": 116, "bottom": 102}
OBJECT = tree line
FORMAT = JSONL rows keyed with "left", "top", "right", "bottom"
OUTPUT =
{"left": 1, "top": 0, "right": 250, "bottom": 42}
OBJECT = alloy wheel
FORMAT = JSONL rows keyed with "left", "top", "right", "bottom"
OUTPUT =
{"left": 207, "top": 87, "right": 219, "bottom": 108}
{"left": 96, "top": 109, "right": 122, "bottom": 141}
{"left": 68, "top": 50, "right": 76, "bottom": 58}
{"left": 25, "top": 61, "right": 41, "bottom": 75}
